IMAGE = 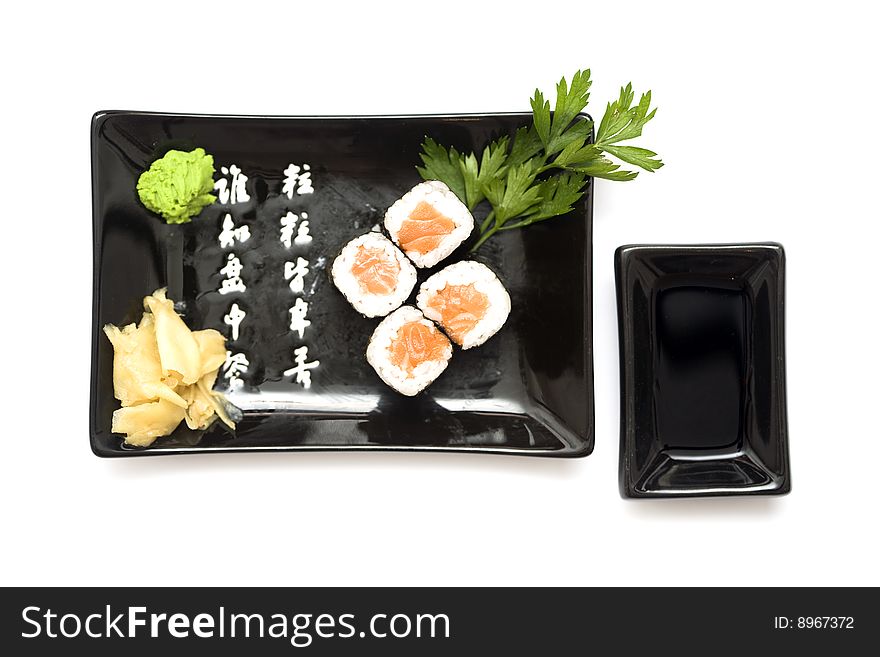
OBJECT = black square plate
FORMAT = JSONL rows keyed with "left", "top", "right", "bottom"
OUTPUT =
{"left": 615, "top": 243, "right": 789, "bottom": 497}
{"left": 90, "top": 111, "right": 594, "bottom": 457}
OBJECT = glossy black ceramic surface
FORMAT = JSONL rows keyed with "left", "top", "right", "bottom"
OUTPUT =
{"left": 90, "top": 112, "right": 594, "bottom": 457}
{"left": 615, "top": 244, "right": 789, "bottom": 497}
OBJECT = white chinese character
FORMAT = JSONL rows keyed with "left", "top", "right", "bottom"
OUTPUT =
{"left": 224, "top": 302, "right": 246, "bottom": 341}
{"left": 282, "top": 163, "right": 313, "bottom": 198}
{"left": 284, "top": 257, "right": 310, "bottom": 294}
{"left": 218, "top": 214, "right": 251, "bottom": 248}
{"left": 283, "top": 345, "right": 320, "bottom": 389}
{"left": 280, "top": 211, "right": 297, "bottom": 248}
{"left": 279, "top": 211, "right": 313, "bottom": 248}
{"left": 288, "top": 298, "right": 311, "bottom": 339}
{"left": 214, "top": 164, "right": 250, "bottom": 204}
{"left": 219, "top": 253, "right": 246, "bottom": 295}
{"left": 223, "top": 351, "right": 249, "bottom": 389}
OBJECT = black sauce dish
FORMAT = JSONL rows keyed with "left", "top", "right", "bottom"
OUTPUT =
{"left": 615, "top": 243, "right": 790, "bottom": 498}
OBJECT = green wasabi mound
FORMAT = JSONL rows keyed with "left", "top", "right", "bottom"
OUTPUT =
{"left": 137, "top": 148, "right": 217, "bottom": 224}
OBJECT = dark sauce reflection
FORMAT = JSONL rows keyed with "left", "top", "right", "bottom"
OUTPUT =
{"left": 655, "top": 285, "right": 748, "bottom": 451}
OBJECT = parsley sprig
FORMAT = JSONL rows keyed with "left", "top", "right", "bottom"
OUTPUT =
{"left": 416, "top": 70, "right": 662, "bottom": 251}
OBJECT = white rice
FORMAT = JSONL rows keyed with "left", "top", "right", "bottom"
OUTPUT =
{"left": 384, "top": 180, "right": 474, "bottom": 268}
{"left": 366, "top": 306, "right": 452, "bottom": 396}
{"left": 331, "top": 233, "right": 417, "bottom": 317}
{"left": 417, "top": 261, "right": 511, "bottom": 349}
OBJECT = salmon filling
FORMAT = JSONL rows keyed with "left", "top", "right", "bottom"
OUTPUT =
{"left": 427, "top": 284, "right": 489, "bottom": 344}
{"left": 397, "top": 201, "right": 455, "bottom": 254}
{"left": 389, "top": 321, "right": 450, "bottom": 374}
{"left": 351, "top": 246, "right": 400, "bottom": 295}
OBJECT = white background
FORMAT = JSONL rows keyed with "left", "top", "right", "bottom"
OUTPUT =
{"left": 2, "top": 0, "right": 878, "bottom": 587}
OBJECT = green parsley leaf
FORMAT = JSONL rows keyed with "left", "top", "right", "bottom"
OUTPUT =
{"left": 552, "top": 139, "right": 601, "bottom": 169}
{"left": 416, "top": 137, "right": 467, "bottom": 202}
{"left": 601, "top": 145, "right": 663, "bottom": 172}
{"left": 460, "top": 136, "right": 510, "bottom": 208}
{"left": 483, "top": 160, "right": 541, "bottom": 223}
{"left": 547, "top": 70, "right": 592, "bottom": 154}
{"left": 507, "top": 125, "right": 544, "bottom": 167}
{"left": 530, "top": 88, "right": 551, "bottom": 148}
{"left": 597, "top": 85, "right": 657, "bottom": 146}
{"left": 546, "top": 118, "right": 593, "bottom": 157}
{"left": 506, "top": 172, "right": 588, "bottom": 228}
{"left": 572, "top": 157, "right": 639, "bottom": 181}
{"left": 459, "top": 152, "right": 481, "bottom": 208}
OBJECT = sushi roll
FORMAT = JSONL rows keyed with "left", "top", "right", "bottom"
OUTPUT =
{"left": 331, "top": 233, "right": 417, "bottom": 318}
{"left": 366, "top": 306, "right": 453, "bottom": 396}
{"left": 417, "top": 261, "right": 511, "bottom": 349}
{"left": 384, "top": 180, "right": 475, "bottom": 268}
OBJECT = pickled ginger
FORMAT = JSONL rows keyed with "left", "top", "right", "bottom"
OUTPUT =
{"left": 103, "top": 289, "right": 237, "bottom": 446}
